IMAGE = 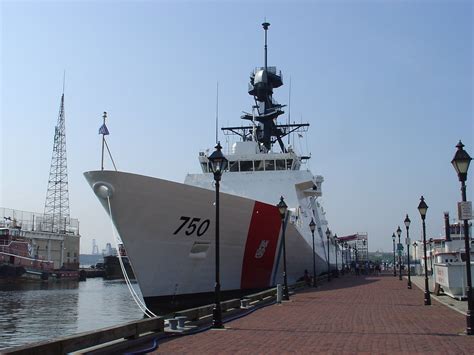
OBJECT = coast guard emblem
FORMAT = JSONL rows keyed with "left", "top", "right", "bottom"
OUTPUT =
{"left": 255, "top": 240, "right": 269, "bottom": 259}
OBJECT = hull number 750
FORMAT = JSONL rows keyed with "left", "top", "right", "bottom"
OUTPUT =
{"left": 173, "top": 216, "right": 210, "bottom": 237}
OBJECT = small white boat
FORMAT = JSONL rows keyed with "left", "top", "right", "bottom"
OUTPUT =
{"left": 433, "top": 216, "right": 474, "bottom": 300}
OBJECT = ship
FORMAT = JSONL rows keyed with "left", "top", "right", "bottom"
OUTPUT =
{"left": 103, "top": 244, "right": 136, "bottom": 280}
{"left": 429, "top": 212, "right": 473, "bottom": 300}
{"left": 84, "top": 23, "right": 336, "bottom": 314}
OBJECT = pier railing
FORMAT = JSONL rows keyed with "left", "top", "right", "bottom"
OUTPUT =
{"left": 1, "top": 317, "right": 164, "bottom": 355}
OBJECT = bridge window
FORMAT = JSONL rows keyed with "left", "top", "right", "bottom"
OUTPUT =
{"left": 265, "top": 160, "right": 275, "bottom": 171}
{"left": 276, "top": 159, "right": 286, "bottom": 170}
{"left": 229, "top": 161, "right": 239, "bottom": 172}
{"left": 255, "top": 160, "right": 264, "bottom": 171}
{"left": 240, "top": 161, "right": 254, "bottom": 172}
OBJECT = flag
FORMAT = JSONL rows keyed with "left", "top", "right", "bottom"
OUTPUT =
{"left": 99, "top": 123, "right": 109, "bottom": 135}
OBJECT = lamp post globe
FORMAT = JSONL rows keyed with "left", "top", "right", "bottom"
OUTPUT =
{"left": 451, "top": 141, "right": 473, "bottom": 335}
{"left": 392, "top": 233, "right": 396, "bottom": 277}
{"left": 208, "top": 142, "right": 229, "bottom": 176}
{"left": 207, "top": 142, "right": 228, "bottom": 329}
{"left": 326, "top": 228, "right": 331, "bottom": 282}
{"left": 451, "top": 140, "right": 472, "bottom": 182}
{"left": 418, "top": 196, "right": 431, "bottom": 306}
{"left": 309, "top": 218, "right": 317, "bottom": 287}
{"left": 277, "top": 196, "right": 290, "bottom": 300}
{"left": 404, "top": 214, "right": 412, "bottom": 289}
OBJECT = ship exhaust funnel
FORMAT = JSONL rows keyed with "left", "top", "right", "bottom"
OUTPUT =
{"left": 444, "top": 212, "right": 451, "bottom": 242}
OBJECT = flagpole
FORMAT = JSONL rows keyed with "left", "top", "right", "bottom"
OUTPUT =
{"left": 101, "top": 111, "right": 107, "bottom": 170}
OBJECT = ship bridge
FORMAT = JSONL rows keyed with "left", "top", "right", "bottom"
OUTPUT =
{"left": 198, "top": 141, "right": 302, "bottom": 173}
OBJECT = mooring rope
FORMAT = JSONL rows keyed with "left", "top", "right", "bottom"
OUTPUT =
{"left": 107, "top": 197, "right": 158, "bottom": 318}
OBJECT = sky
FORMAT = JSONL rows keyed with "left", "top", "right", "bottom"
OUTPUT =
{"left": 1, "top": 0, "right": 472, "bottom": 254}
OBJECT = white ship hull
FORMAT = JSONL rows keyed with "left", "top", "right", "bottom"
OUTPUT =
{"left": 85, "top": 170, "right": 333, "bottom": 313}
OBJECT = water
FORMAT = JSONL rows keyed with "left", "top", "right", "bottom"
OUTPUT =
{"left": 0, "top": 278, "right": 144, "bottom": 350}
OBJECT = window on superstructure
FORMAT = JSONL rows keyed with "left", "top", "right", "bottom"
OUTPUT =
{"left": 265, "top": 160, "right": 275, "bottom": 171}
{"left": 201, "top": 163, "right": 209, "bottom": 173}
{"left": 276, "top": 159, "right": 286, "bottom": 170}
{"left": 240, "top": 161, "right": 254, "bottom": 171}
{"left": 229, "top": 161, "right": 239, "bottom": 172}
{"left": 255, "top": 160, "right": 264, "bottom": 171}
{"left": 286, "top": 159, "right": 293, "bottom": 170}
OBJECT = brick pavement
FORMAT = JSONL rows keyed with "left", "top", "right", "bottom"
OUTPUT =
{"left": 152, "top": 275, "right": 474, "bottom": 354}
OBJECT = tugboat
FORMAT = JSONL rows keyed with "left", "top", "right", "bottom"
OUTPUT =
{"left": 85, "top": 23, "right": 335, "bottom": 314}
{"left": 0, "top": 227, "right": 53, "bottom": 280}
{"left": 103, "top": 244, "right": 136, "bottom": 280}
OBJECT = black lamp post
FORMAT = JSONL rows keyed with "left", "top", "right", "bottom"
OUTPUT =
{"left": 340, "top": 239, "right": 345, "bottom": 275}
{"left": 277, "top": 196, "right": 290, "bottom": 301}
{"left": 405, "top": 215, "right": 412, "bottom": 289}
{"left": 397, "top": 226, "right": 402, "bottom": 280}
{"left": 392, "top": 233, "right": 396, "bottom": 277}
{"left": 413, "top": 242, "right": 418, "bottom": 275}
{"left": 344, "top": 242, "right": 351, "bottom": 273}
{"left": 348, "top": 245, "right": 352, "bottom": 271}
{"left": 208, "top": 142, "right": 228, "bottom": 329}
{"left": 326, "top": 228, "right": 331, "bottom": 282}
{"left": 418, "top": 195, "right": 431, "bottom": 306}
{"left": 429, "top": 238, "right": 434, "bottom": 275}
{"left": 309, "top": 218, "right": 317, "bottom": 287}
{"left": 355, "top": 244, "right": 358, "bottom": 265}
{"left": 334, "top": 234, "right": 339, "bottom": 277}
{"left": 451, "top": 140, "right": 473, "bottom": 335}
{"left": 363, "top": 238, "right": 367, "bottom": 261}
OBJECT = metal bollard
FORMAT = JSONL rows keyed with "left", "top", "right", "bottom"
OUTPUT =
{"left": 277, "top": 284, "right": 282, "bottom": 303}
{"left": 175, "top": 316, "right": 187, "bottom": 328}
{"left": 167, "top": 318, "right": 178, "bottom": 330}
{"left": 240, "top": 298, "right": 250, "bottom": 308}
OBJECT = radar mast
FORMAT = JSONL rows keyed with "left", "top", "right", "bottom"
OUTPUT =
{"left": 222, "top": 22, "right": 308, "bottom": 153}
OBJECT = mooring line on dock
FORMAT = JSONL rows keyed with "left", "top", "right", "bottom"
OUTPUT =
{"left": 107, "top": 197, "right": 158, "bottom": 318}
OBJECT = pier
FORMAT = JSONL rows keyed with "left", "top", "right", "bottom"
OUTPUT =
{"left": 4, "top": 273, "right": 474, "bottom": 354}
{"left": 152, "top": 274, "right": 474, "bottom": 354}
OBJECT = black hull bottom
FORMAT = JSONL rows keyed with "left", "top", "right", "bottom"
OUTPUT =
{"left": 144, "top": 287, "right": 268, "bottom": 315}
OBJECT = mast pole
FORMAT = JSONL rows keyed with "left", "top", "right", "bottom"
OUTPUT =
{"left": 101, "top": 112, "right": 107, "bottom": 171}
{"left": 262, "top": 22, "right": 270, "bottom": 72}
{"left": 215, "top": 82, "right": 219, "bottom": 144}
{"left": 288, "top": 77, "right": 291, "bottom": 145}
